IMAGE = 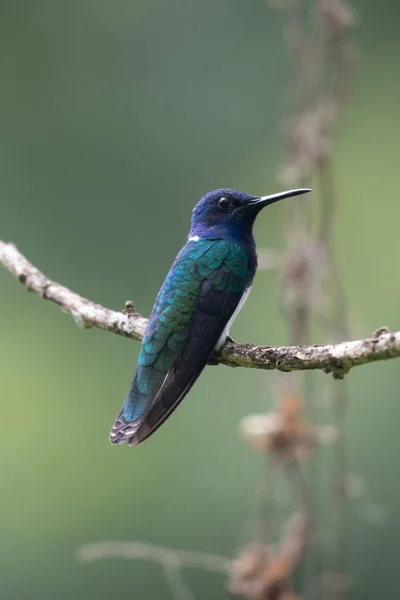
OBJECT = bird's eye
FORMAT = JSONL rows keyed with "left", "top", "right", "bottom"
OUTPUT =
{"left": 218, "top": 197, "right": 230, "bottom": 209}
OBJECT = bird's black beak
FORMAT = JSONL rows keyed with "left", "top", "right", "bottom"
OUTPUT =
{"left": 250, "top": 188, "right": 311, "bottom": 210}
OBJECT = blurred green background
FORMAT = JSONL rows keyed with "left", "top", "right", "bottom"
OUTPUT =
{"left": 1, "top": 0, "right": 400, "bottom": 598}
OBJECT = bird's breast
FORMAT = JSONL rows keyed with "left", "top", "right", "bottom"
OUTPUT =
{"left": 215, "top": 285, "right": 252, "bottom": 350}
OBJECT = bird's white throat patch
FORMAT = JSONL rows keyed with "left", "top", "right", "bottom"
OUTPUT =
{"left": 188, "top": 235, "right": 200, "bottom": 242}
{"left": 215, "top": 286, "right": 252, "bottom": 350}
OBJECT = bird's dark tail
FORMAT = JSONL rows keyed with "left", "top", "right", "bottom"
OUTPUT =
{"left": 109, "top": 409, "right": 135, "bottom": 445}
{"left": 109, "top": 365, "right": 166, "bottom": 446}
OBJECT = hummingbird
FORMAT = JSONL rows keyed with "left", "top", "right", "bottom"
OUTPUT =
{"left": 110, "top": 187, "right": 310, "bottom": 447}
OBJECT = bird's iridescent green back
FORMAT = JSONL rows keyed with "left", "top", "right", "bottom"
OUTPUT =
{"left": 122, "top": 238, "right": 249, "bottom": 423}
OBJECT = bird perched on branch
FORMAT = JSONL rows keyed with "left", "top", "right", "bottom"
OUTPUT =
{"left": 110, "top": 187, "right": 310, "bottom": 446}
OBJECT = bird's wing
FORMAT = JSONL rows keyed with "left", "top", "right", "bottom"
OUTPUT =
{"left": 110, "top": 239, "right": 249, "bottom": 446}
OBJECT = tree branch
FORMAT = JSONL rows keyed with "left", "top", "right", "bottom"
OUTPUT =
{"left": 1, "top": 240, "right": 398, "bottom": 379}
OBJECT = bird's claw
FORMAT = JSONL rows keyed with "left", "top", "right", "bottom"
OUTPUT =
{"left": 207, "top": 355, "right": 220, "bottom": 366}
{"left": 207, "top": 336, "right": 237, "bottom": 366}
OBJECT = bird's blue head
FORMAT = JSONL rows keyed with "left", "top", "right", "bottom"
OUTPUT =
{"left": 189, "top": 188, "right": 310, "bottom": 244}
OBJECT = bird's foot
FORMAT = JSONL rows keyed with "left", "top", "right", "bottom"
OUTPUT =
{"left": 207, "top": 336, "right": 237, "bottom": 366}
{"left": 207, "top": 355, "right": 220, "bottom": 366}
